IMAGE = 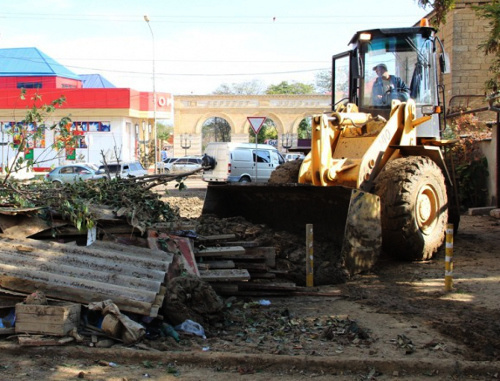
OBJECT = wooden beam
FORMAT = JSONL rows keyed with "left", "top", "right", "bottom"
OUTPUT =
{"left": 199, "top": 269, "right": 250, "bottom": 282}
{"left": 198, "top": 260, "right": 235, "bottom": 269}
{"left": 196, "top": 246, "right": 246, "bottom": 257}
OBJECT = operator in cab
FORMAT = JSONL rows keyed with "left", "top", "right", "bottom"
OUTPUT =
{"left": 371, "top": 63, "right": 410, "bottom": 106}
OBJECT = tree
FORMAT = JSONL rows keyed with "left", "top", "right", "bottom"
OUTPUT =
{"left": 212, "top": 80, "right": 266, "bottom": 95}
{"left": 473, "top": 1, "right": 500, "bottom": 91}
{"left": 298, "top": 118, "right": 312, "bottom": 139}
{"left": 156, "top": 121, "right": 173, "bottom": 142}
{"left": 248, "top": 119, "right": 278, "bottom": 144}
{"left": 417, "top": 0, "right": 456, "bottom": 25}
{"left": 202, "top": 117, "right": 231, "bottom": 151}
{"left": 266, "top": 81, "right": 316, "bottom": 95}
{"left": 417, "top": 0, "right": 499, "bottom": 92}
{"left": 1, "top": 91, "right": 75, "bottom": 184}
{"left": 315, "top": 70, "right": 332, "bottom": 94}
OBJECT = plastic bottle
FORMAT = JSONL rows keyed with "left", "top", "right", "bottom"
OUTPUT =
{"left": 161, "top": 323, "right": 180, "bottom": 342}
{"left": 175, "top": 319, "right": 206, "bottom": 339}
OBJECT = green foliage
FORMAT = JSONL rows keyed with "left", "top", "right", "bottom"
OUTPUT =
{"left": 456, "top": 157, "right": 489, "bottom": 208}
{"left": 0, "top": 177, "right": 180, "bottom": 234}
{"left": 212, "top": 80, "right": 266, "bottom": 95}
{"left": 248, "top": 119, "right": 277, "bottom": 144}
{"left": 298, "top": 118, "right": 312, "bottom": 139}
{"left": 202, "top": 117, "right": 231, "bottom": 149}
{"left": 315, "top": 70, "right": 332, "bottom": 94}
{"left": 2, "top": 92, "right": 75, "bottom": 184}
{"left": 447, "top": 113, "right": 492, "bottom": 208}
{"left": 139, "top": 141, "right": 156, "bottom": 170}
{"left": 417, "top": 0, "right": 456, "bottom": 25}
{"left": 473, "top": 0, "right": 500, "bottom": 91}
{"left": 59, "top": 198, "right": 95, "bottom": 231}
{"left": 156, "top": 121, "right": 173, "bottom": 142}
{"left": 265, "top": 81, "right": 315, "bottom": 95}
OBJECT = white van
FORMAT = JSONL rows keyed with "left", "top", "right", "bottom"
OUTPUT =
{"left": 202, "top": 142, "right": 285, "bottom": 183}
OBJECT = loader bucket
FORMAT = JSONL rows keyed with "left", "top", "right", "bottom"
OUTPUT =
{"left": 202, "top": 183, "right": 381, "bottom": 274}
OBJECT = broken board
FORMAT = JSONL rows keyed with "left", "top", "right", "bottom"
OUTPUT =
{"left": 15, "top": 303, "right": 81, "bottom": 336}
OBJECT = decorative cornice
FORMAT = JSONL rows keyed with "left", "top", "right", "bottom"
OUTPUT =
{"left": 175, "top": 94, "right": 331, "bottom": 109}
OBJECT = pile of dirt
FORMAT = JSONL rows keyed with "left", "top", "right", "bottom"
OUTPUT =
{"left": 194, "top": 214, "right": 349, "bottom": 286}
{"left": 160, "top": 184, "right": 350, "bottom": 285}
{"left": 269, "top": 159, "right": 302, "bottom": 184}
{"left": 162, "top": 275, "right": 225, "bottom": 326}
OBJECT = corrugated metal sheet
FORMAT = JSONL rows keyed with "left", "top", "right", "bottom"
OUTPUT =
{"left": 0, "top": 237, "right": 177, "bottom": 317}
{"left": 0, "top": 47, "right": 81, "bottom": 80}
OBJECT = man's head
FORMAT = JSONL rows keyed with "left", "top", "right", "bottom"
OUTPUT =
{"left": 373, "top": 63, "right": 389, "bottom": 78}
{"left": 373, "top": 63, "right": 387, "bottom": 72}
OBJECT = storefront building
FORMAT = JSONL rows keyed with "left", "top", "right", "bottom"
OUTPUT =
{"left": 0, "top": 47, "right": 172, "bottom": 171}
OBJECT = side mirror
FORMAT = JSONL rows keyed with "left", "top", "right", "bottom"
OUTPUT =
{"left": 439, "top": 53, "right": 450, "bottom": 74}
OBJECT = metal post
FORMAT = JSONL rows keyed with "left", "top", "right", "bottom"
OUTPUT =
{"left": 306, "top": 224, "right": 314, "bottom": 287}
{"left": 0, "top": 123, "right": 4, "bottom": 173}
{"left": 180, "top": 134, "right": 191, "bottom": 156}
{"left": 144, "top": 15, "right": 157, "bottom": 174}
{"left": 281, "top": 132, "right": 292, "bottom": 153}
{"left": 444, "top": 223, "right": 454, "bottom": 291}
{"left": 255, "top": 131, "right": 258, "bottom": 181}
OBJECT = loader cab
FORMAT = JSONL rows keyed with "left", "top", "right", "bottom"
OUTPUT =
{"left": 332, "top": 25, "right": 447, "bottom": 139}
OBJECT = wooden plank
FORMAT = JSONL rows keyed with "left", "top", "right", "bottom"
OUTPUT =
{"left": 219, "top": 240, "right": 259, "bottom": 248}
{"left": 15, "top": 303, "right": 81, "bottom": 336}
{"left": 234, "top": 262, "right": 268, "bottom": 272}
{"left": 196, "top": 246, "right": 246, "bottom": 257}
{"left": 0, "top": 327, "right": 15, "bottom": 335}
{"left": 198, "top": 260, "right": 235, "bottom": 269}
{"left": 18, "top": 336, "right": 75, "bottom": 346}
{"left": 208, "top": 283, "right": 239, "bottom": 294}
{"left": 223, "top": 291, "right": 290, "bottom": 297}
{"left": 199, "top": 269, "right": 250, "bottom": 282}
{"left": 196, "top": 234, "right": 236, "bottom": 242}
{"left": 0, "top": 276, "right": 154, "bottom": 317}
{"left": 247, "top": 272, "right": 276, "bottom": 279}
{"left": 0, "top": 214, "right": 55, "bottom": 239}
{"left": 245, "top": 247, "right": 276, "bottom": 267}
{"left": 236, "top": 282, "right": 296, "bottom": 291}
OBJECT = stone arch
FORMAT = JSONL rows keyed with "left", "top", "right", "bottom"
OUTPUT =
{"left": 195, "top": 112, "right": 236, "bottom": 135}
{"left": 173, "top": 95, "right": 331, "bottom": 156}
{"left": 291, "top": 113, "right": 315, "bottom": 135}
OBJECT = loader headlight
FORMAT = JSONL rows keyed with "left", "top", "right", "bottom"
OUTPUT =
{"left": 421, "top": 105, "right": 441, "bottom": 115}
{"left": 359, "top": 33, "right": 371, "bottom": 41}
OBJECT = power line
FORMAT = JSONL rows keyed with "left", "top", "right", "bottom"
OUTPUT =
{"left": 0, "top": 54, "right": 330, "bottom": 78}
{"left": 0, "top": 12, "right": 423, "bottom": 25}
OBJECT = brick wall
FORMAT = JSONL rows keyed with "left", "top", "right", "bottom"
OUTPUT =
{"left": 436, "top": 0, "right": 494, "bottom": 98}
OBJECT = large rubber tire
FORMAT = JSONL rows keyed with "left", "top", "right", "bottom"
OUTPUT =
{"left": 374, "top": 156, "right": 448, "bottom": 261}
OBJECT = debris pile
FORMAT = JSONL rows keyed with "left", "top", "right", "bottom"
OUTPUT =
{"left": 0, "top": 171, "right": 347, "bottom": 350}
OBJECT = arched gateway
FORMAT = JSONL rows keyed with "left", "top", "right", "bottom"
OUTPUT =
{"left": 172, "top": 94, "right": 331, "bottom": 156}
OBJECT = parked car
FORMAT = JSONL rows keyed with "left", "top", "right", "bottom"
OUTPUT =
{"left": 95, "top": 161, "right": 147, "bottom": 178}
{"left": 285, "top": 153, "right": 305, "bottom": 162}
{"left": 157, "top": 157, "right": 180, "bottom": 173}
{"left": 45, "top": 163, "right": 99, "bottom": 185}
{"left": 168, "top": 157, "right": 202, "bottom": 173}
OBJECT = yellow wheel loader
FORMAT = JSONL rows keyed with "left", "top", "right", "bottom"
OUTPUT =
{"left": 202, "top": 21, "right": 459, "bottom": 275}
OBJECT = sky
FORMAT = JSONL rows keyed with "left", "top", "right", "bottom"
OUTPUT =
{"left": 1, "top": 0, "right": 431, "bottom": 95}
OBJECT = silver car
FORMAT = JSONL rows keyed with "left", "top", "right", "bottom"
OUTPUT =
{"left": 169, "top": 157, "right": 202, "bottom": 173}
{"left": 95, "top": 161, "right": 148, "bottom": 178}
{"left": 45, "top": 164, "right": 99, "bottom": 185}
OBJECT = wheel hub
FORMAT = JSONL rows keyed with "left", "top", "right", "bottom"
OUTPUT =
{"left": 416, "top": 185, "right": 438, "bottom": 234}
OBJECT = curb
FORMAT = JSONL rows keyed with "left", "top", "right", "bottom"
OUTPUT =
{"left": 2, "top": 344, "right": 499, "bottom": 378}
